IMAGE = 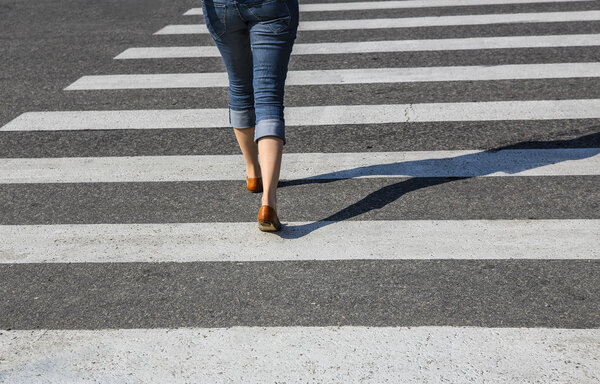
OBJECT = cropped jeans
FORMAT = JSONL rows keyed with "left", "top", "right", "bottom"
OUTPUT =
{"left": 201, "top": 0, "right": 299, "bottom": 144}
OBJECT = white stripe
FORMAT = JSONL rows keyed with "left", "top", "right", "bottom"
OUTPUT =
{"left": 115, "top": 45, "right": 222, "bottom": 59}
{"left": 185, "top": 0, "right": 597, "bottom": 15}
{"left": 115, "top": 45, "right": 221, "bottom": 59}
{"left": 155, "top": 11, "right": 600, "bottom": 34}
{"left": 2, "top": 149, "right": 599, "bottom": 184}
{"left": 2, "top": 327, "right": 598, "bottom": 382}
{"left": 2, "top": 99, "right": 600, "bottom": 131}
{"left": 65, "top": 63, "right": 600, "bottom": 90}
{"left": 1, "top": 220, "right": 598, "bottom": 263}
{"left": 115, "top": 34, "right": 600, "bottom": 58}
{"left": 153, "top": 24, "right": 206, "bottom": 35}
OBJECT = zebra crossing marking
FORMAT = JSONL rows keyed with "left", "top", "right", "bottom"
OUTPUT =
{"left": 64, "top": 63, "right": 600, "bottom": 90}
{"left": 1, "top": 327, "right": 598, "bottom": 382}
{"left": 3, "top": 99, "right": 600, "bottom": 131}
{"left": 185, "top": 0, "right": 597, "bottom": 15}
{"left": 154, "top": 11, "right": 600, "bottom": 34}
{"left": 2, "top": 148, "right": 599, "bottom": 183}
{"left": 1, "top": 220, "right": 598, "bottom": 263}
{"left": 115, "top": 34, "right": 600, "bottom": 59}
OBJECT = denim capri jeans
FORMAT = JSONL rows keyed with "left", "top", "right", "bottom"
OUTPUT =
{"left": 201, "top": 0, "right": 299, "bottom": 144}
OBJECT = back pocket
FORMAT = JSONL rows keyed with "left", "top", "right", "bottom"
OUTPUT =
{"left": 246, "top": 0, "right": 291, "bottom": 34}
{"left": 202, "top": 0, "right": 227, "bottom": 39}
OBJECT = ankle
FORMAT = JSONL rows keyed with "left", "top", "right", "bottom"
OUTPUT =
{"left": 261, "top": 196, "right": 277, "bottom": 209}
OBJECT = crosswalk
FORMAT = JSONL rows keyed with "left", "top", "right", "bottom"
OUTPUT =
{"left": 154, "top": 10, "right": 600, "bottom": 33}
{"left": 5, "top": 99, "right": 600, "bottom": 130}
{"left": 183, "top": 0, "right": 599, "bottom": 14}
{"left": 3, "top": 149, "right": 600, "bottom": 183}
{"left": 2, "top": 220, "right": 599, "bottom": 262}
{"left": 1, "top": 0, "right": 599, "bottom": 381}
{"left": 3, "top": 327, "right": 598, "bottom": 382}
{"left": 63, "top": 63, "right": 600, "bottom": 89}
{"left": 114, "top": 34, "right": 600, "bottom": 58}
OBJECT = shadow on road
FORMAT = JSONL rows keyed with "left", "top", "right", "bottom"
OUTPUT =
{"left": 274, "top": 131, "right": 600, "bottom": 239}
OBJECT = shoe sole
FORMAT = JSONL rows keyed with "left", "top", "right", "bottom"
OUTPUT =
{"left": 258, "top": 220, "right": 281, "bottom": 232}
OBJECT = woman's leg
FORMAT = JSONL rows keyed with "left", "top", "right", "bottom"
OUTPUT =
{"left": 258, "top": 136, "right": 283, "bottom": 208}
{"left": 233, "top": 127, "right": 261, "bottom": 179}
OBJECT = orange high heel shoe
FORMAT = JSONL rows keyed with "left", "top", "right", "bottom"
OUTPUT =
{"left": 246, "top": 177, "right": 263, "bottom": 193}
{"left": 257, "top": 205, "right": 281, "bottom": 232}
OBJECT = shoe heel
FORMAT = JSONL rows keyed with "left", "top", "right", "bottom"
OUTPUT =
{"left": 257, "top": 205, "right": 281, "bottom": 232}
{"left": 246, "top": 177, "right": 263, "bottom": 193}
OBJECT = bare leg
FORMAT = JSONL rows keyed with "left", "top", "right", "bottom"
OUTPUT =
{"left": 233, "top": 127, "right": 261, "bottom": 178}
{"left": 258, "top": 136, "right": 283, "bottom": 208}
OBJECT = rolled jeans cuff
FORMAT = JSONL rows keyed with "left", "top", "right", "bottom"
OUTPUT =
{"left": 229, "top": 107, "right": 255, "bottom": 129}
{"left": 255, "top": 118, "right": 286, "bottom": 144}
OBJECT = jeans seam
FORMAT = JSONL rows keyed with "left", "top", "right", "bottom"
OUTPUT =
{"left": 220, "top": 4, "right": 227, "bottom": 38}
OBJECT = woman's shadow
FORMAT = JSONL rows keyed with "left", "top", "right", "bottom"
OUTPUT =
{"left": 272, "top": 131, "right": 600, "bottom": 239}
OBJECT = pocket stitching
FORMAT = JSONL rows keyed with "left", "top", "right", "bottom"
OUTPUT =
{"left": 203, "top": 0, "right": 227, "bottom": 39}
{"left": 246, "top": 0, "right": 291, "bottom": 34}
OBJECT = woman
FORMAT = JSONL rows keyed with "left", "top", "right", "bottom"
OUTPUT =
{"left": 201, "top": 0, "right": 299, "bottom": 231}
